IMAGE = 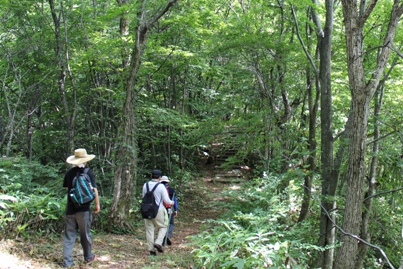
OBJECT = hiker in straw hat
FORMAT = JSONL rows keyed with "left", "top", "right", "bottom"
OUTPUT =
{"left": 62, "top": 148, "right": 100, "bottom": 267}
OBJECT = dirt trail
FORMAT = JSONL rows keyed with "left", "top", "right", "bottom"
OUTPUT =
{"left": 0, "top": 165, "right": 228, "bottom": 269}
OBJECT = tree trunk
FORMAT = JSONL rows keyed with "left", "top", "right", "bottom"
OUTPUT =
{"left": 334, "top": 1, "right": 403, "bottom": 268}
{"left": 108, "top": 1, "right": 145, "bottom": 229}
{"left": 298, "top": 67, "right": 318, "bottom": 222}
{"left": 0, "top": 116, "right": 3, "bottom": 156}
{"left": 335, "top": 94, "right": 370, "bottom": 269}
{"left": 108, "top": 0, "right": 178, "bottom": 230}
{"left": 179, "top": 72, "right": 186, "bottom": 170}
{"left": 355, "top": 80, "right": 385, "bottom": 269}
{"left": 298, "top": 7, "right": 319, "bottom": 222}
{"left": 49, "top": 0, "right": 75, "bottom": 154}
{"left": 117, "top": 0, "right": 131, "bottom": 68}
{"left": 306, "top": 0, "right": 336, "bottom": 267}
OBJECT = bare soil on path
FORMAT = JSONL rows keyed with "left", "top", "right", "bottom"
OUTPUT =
{"left": 0, "top": 165, "right": 231, "bottom": 269}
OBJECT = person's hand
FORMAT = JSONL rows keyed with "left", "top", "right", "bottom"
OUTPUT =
{"left": 94, "top": 204, "right": 100, "bottom": 214}
{"left": 174, "top": 211, "right": 178, "bottom": 217}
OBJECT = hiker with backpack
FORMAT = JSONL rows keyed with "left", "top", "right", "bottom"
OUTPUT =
{"left": 141, "top": 169, "right": 174, "bottom": 256}
{"left": 160, "top": 175, "right": 178, "bottom": 246}
{"left": 62, "top": 148, "right": 100, "bottom": 267}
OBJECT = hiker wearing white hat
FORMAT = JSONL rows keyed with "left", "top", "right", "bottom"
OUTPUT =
{"left": 161, "top": 175, "right": 178, "bottom": 246}
{"left": 62, "top": 148, "right": 100, "bottom": 267}
{"left": 142, "top": 169, "right": 174, "bottom": 256}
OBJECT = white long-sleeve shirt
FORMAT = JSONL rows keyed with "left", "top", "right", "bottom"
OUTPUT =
{"left": 142, "top": 180, "right": 172, "bottom": 208}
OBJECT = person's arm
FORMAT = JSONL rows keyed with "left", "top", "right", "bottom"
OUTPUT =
{"left": 174, "top": 196, "right": 178, "bottom": 209}
{"left": 93, "top": 188, "right": 100, "bottom": 214}
{"left": 173, "top": 192, "right": 178, "bottom": 216}
{"left": 87, "top": 168, "right": 100, "bottom": 214}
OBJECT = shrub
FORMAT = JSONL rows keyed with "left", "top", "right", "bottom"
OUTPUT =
{"left": 0, "top": 157, "right": 65, "bottom": 237}
{"left": 191, "top": 174, "right": 322, "bottom": 268}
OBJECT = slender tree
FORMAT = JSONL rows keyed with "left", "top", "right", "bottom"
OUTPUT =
{"left": 312, "top": 0, "right": 338, "bottom": 267}
{"left": 294, "top": 3, "right": 320, "bottom": 223}
{"left": 108, "top": 0, "right": 178, "bottom": 230}
{"left": 48, "top": 0, "right": 76, "bottom": 154}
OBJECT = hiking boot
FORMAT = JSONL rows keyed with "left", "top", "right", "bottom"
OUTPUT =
{"left": 86, "top": 254, "right": 96, "bottom": 264}
{"left": 154, "top": 244, "right": 164, "bottom": 253}
{"left": 149, "top": 251, "right": 157, "bottom": 256}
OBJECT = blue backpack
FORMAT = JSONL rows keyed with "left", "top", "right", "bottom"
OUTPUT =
{"left": 69, "top": 168, "right": 95, "bottom": 208}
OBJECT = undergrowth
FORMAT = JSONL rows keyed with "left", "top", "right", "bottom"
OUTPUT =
{"left": 2, "top": 157, "right": 402, "bottom": 268}
{"left": 0, "top": 158, "right": 66, "bottom": 238}
{"left": 190, "top": 174, "right": 322, "bottom": 269}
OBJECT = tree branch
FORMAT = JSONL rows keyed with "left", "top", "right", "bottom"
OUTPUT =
{"left": 363, "top": 186, "right": 403, "bottom": 202}
{"left": 290, "top": 5, "right": 319, "bottom": 77}
{"left": 148, "top": 0, "right": 178, "bottom": 27}
{"left": 390, "top": 41, "right": 403, "bottom": 58}
{"left": 367, "top": 130, "right": 397, "bottom": 145}
{"left": 358, "top": 0, "right": 378, "bottom": 27}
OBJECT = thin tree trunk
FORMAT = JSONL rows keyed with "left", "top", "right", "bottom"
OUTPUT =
{"left": 167, "top": 125, "right": 171, "bottom": 173}
{"left": 296, "top": 0, "right": 335, "bottom": 267}
{"left": 0, "top": 116, "right": 3, "bottom": 156}
{"left": 49, "top": 0, "right": 75, "bottom": 154}
{"left": 117, "top": 0, "right": 131, "bottom": 68}
{"left": 298, "top": 9, "right": 319, "bottom": 222}
{"left": 298, "top": 71, "right": 318, "bottom": 222}
{"left": 179, "top": 71, "right": 186, "bottom": 170}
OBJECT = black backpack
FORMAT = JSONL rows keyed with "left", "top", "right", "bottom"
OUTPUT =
{"left": 140, "top": 183, "right": 161, "bottom": 219}
{"left": 69, "top": 168, "right": 95, "bottom": 208}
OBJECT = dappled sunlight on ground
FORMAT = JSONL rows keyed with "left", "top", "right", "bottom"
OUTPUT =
{"left": 229, "top": 185, "right": 241, "bottom": 190}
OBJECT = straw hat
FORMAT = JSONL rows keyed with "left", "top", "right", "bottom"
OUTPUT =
{"left": 66, "top": 148, "right": 95, "bottom": 165}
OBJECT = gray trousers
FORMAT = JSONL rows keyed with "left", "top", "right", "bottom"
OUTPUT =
{"left": 167, "top": 214, "right": 175, "bottom": 238}
{"left": 63, "top": 211, "right": 94, "bottom": 267}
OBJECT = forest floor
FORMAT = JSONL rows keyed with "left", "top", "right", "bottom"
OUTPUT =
{"left": 0, "top": 163, "right": 235, "bottom": 269}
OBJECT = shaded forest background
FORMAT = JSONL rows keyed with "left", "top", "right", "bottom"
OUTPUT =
{"left": 2, "top": 0, "right": 403, "bottom": 268}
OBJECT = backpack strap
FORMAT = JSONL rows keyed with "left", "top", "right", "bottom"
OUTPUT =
{"left": 150, "top": 182, "right": 160, "bottom": 192}
{"left": 73, "top": 167, "right": 90, "bottom": 183}
{"left": 146, "top": 182, "right": 150, "bottom": 192}
{"left": 149, "top": 182, "right": 161, "bottom": 206}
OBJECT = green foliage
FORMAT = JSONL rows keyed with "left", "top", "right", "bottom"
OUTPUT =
{"left": 364, "top": 191, "right": 403, "bottom": 267}
{"left": 191, "top": 175, "right": 322, "bottom": 268}
{"left": 0, "top": 158, "right": 64, "bottom": 237}
{"left": 0, "top": 193, "right": 65, "bottom": 238}
{"left": 0, "top": 157, "right": 62, "bottom": 192}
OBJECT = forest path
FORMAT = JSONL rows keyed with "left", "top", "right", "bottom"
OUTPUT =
{"left": 0, "top": 163, "right": 235, "bottom": 269}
